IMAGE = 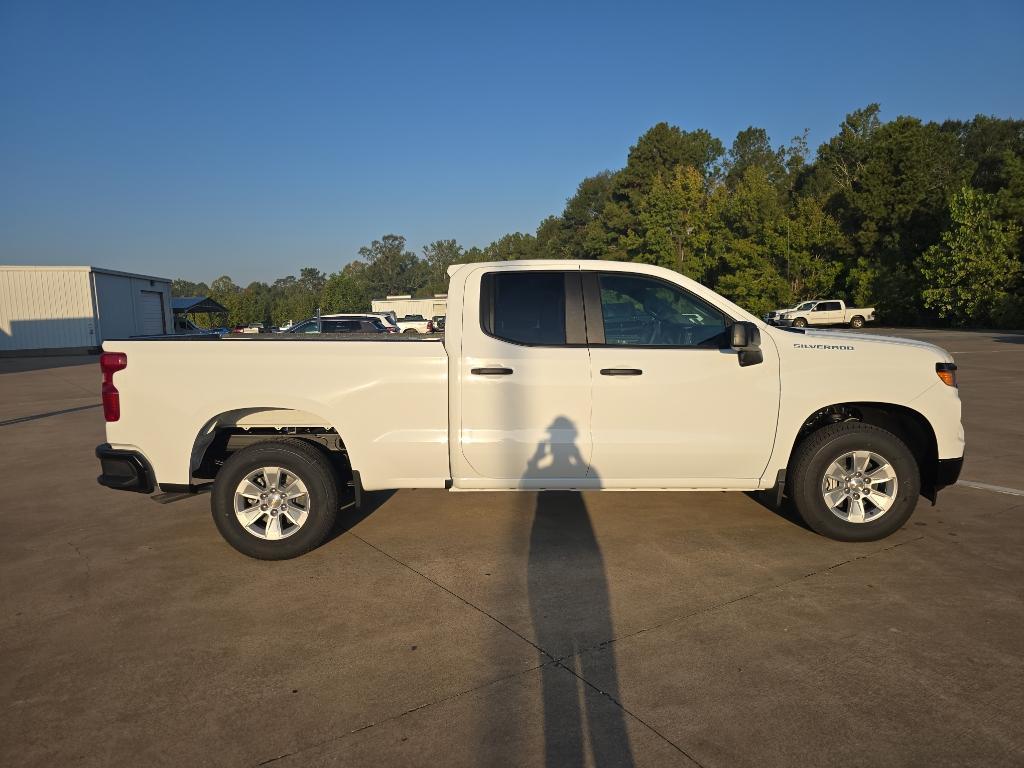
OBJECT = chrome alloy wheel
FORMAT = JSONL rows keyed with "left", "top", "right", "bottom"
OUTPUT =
{"left": 820, "top": 450, "right": 898, "bottom": 524}
{"left": 233, "top": 466, "right": 310, "bottom": 540}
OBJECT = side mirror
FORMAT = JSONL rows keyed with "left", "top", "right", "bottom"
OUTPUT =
{"left": 730, "top": 321, "right": 763, "bottom": 367}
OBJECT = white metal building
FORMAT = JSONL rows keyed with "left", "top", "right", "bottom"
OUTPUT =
{"left": 0, "top": 266, "right": 173, "bottom": 355}
{"left": 370, "top": 294, "right": 447, "bottom": 318}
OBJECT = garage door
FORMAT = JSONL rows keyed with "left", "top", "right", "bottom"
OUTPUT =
{"left": 139, "top": 291, "right": 166, "bottom": 335}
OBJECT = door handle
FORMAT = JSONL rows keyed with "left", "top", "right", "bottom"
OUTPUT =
{"left": 471, "top": 367, "right": 514, "bottom": 375}
{"left": 600, "top": 368, "right": 643, "bottom": 376}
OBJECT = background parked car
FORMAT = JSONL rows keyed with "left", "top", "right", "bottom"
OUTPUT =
{"left": 431, "top": 315, "right": 446, "bottom": 333}
{"left": 367, "top": 312, "right": 401, "bottom": 332}
{"left": 310, "top": 313, "right": 400, "bottom": 333}
{"left": 285, "top": 316, "right": 390, "bottom": 334}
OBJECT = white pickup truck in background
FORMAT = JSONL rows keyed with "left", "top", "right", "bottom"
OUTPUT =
{"left": 96, "top": 260, "right": 963, "bottom": 559}
{"left": 396, "top": 314, "right": 433, "bottom": 334}
{"left": 775, "top": 300, "right": 876, "bottom": 329}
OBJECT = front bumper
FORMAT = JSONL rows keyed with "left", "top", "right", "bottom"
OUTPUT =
{"left": 96, "top": 444, "right": 155, "bottom": 494}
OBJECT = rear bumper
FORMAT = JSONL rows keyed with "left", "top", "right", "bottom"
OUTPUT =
{"left": 96, "top": 443, "right": 155, "bottom": 494}
{"left": 935, "top": 456, "right": 964, "bottom": 490}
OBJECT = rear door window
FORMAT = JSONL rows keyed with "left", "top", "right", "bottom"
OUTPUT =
{"left": 481, "top": 272, "right": 566, "bottom": 345}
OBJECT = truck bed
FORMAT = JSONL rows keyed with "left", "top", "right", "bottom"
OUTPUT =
{"left": 102, "top": 335, "right": 450, "bottom": 491}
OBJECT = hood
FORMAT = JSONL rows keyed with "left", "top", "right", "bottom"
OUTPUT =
{"left": 775, "top": 327, "right": 954, "bottom": 362}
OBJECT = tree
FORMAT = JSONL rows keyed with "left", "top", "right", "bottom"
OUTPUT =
{"left": 359, "top": 235, "right": 424, "bottom": 297}
{"left": 724, "top": 127, "right": 786, "bottom": 189}
{"left": 234, "top": 282, "right": 272, "bottom": 325}
{"left": 618, "top": 123, "right": 724, "bottom": 191}
{"left": 546, "top": 172, "right": 616, "bottom": 259}
{"left": 633, "top": 166, "right": 711, "bottom": 276}
{"left": 816, "top": 107, "right": 971, "bottom": 322}
{"left": 709, "top": 167, "right": 793, "bottom": 315}
{"left": 482, "top": 232, "right": 539, "bottom": 261}
{"left": 298, "top": 267, "right": 326, "bottom": 296}
{"left": 422, "top": 240, "right": 464, "bottom": 295}
{"left": 919, "top": 187, "right": 1021, "bottom": 325}
{"left": 321, "top": 262, "right": 371, "bottom": 313}
{"left": 171, "top": 279, "right": 210, "bottom": 297}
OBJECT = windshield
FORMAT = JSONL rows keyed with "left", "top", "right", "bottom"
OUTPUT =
{"left": 795, "top": 302, "right": 815, "bottom": 311}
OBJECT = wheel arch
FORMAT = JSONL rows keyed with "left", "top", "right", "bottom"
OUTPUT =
{"left": 189, "top": 407, "right": 353, "bottom": 483}
{"left": 786, "top": 402, "right": 940, "bottom": 502}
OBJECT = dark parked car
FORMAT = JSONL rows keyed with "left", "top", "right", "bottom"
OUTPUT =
{"left": 431, "top": 315, "right": 446, "bottom": 333}
{"left": 285, "top": 317, "right": 390, "bottom": 334}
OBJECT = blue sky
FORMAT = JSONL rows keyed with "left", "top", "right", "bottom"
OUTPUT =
{"left": 2, "top": 0, "right": 1022, "bottom": 284}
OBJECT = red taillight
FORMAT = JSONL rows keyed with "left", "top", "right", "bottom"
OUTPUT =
{"left": 100, "top": 352, "right": 127, "bottom": 422}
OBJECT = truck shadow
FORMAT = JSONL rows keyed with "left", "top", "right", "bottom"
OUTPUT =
{"left": 743, "top": 490, "right": 813, "bottom": 532}
{"left": 525, "top": 417, "right": 635, "bottom": 767}
{"left": 324, "top": 489, "right": 396, "bottom": 545}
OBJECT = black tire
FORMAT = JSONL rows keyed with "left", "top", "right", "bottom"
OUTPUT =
{"left": 793, "top": 317, "right": 808, "bottom": 328}
{"left": 402, "top": 328, "right": 417, "bottom": 334}
{"left": 211, "top": 439, "right": 339, "bottom": 560}
{"left": 789, "top": 422, "right": 920, "bottom": 541}
{"left": 849, "top": 315, "right": 865, "bottom": 329}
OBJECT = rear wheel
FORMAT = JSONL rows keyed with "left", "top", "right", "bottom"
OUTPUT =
{"left": 849, "top": 315, "right": 865, "bottom": 329}
{"left": 211, "top": 439, "right": 339, "bottom": 560}
{"left": 789, "top": 422, "right": 920, "bottom": 541}
{"left": 793, "top": 317, "right": 808, "bottom": 328}
{"left": 402, "top": 328, "right": 418, "bottom": 334}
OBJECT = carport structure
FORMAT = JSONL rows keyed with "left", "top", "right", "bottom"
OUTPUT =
{"left": 171, "top": 296, "right": 229, "bottom": 331}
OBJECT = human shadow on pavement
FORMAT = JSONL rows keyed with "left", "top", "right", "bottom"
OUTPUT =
{"left": 525, "top": 417, "right": 635, "bottom": 767}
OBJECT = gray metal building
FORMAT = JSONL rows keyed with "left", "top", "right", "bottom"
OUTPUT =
{"left": 0, "top": 266, "right": 173, "bottom": 355}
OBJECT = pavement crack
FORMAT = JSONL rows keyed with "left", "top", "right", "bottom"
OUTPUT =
{"left": 552, "top": 658, "right": 707, "bottom": 767}
{"left": 349, "top": 533, "right": 706, "bottom": 766}
{"left": 279, "top": 532, "right": 921, "bottom": 768}
{"left": 572, "top": 535, "right": 926, "bottom": 659}
{"left": 67, "top": 541, "right": 93, "bottom": 597}
{"left": 350, "top": 532, "right": 554, "bottom": 660}
{"left": 0, "top": 403, "right": 101, "bottom": 427}
{"left": 252, "top": 661, "right": 551, "bottom": 766}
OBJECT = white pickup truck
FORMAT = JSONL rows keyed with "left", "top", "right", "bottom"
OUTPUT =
{"left": 396, "top": 314, "right": 433, "bottom": 334}
{"left": 775, "top": 300, "right": 876, "bottom": 329}
{"left": 95, "top": 260, "right": 964, "bottom": 559}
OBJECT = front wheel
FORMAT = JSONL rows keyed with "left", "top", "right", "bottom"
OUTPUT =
{"left": 402, "top": 328, "right": 418, "bottom": 334}
{"left": 793, "top": 317, "right": 808, "bottom": 328}
{"left": 849, "top": 315, "right": 865, "bottom": 329}
{"left": 789, "top": 422, "right": 920, "bottom": 541}
{"left": 211, "top": 439, "right": 339, "bottom": 560}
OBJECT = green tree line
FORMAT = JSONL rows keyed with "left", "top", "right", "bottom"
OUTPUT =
{"left": 174, "top": 105, "right": 1024, "bottom": 328}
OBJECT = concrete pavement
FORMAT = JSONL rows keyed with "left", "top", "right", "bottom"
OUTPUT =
{"left": 1, "top": 330, "right": 1022, "bottom": 767}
